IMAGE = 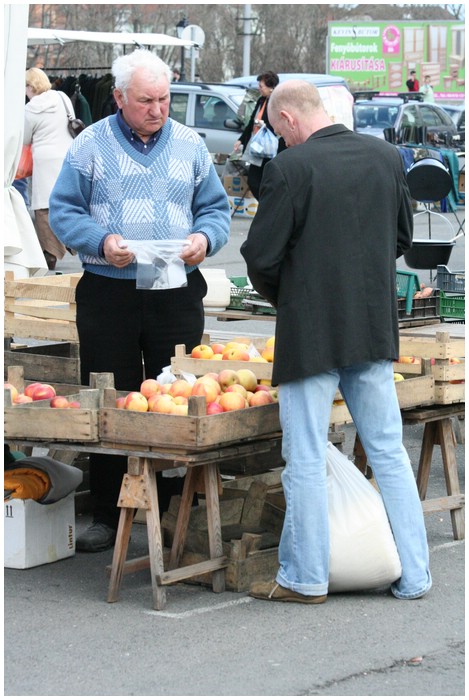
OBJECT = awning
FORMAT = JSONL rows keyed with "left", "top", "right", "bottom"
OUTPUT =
{"left": 27, "top": 27, "right": 196, "bottom": 48}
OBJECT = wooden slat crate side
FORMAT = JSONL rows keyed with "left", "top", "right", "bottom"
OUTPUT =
{"left": 4, "top": 350, "right": 81, "bottom": 384}
{"left": 4, "top": 273, "right": 81, "bottom": 302}
{"left": 5, "top": 300, "right": 76, "bottom": 322}
{"left": 4, "top": 317, "right": 79, "bottom": 342}
{"left": 432, "top": 361, "right": 465, "bottom": 382}
{"left": 399, "top": 337, "right": 465, "bottom": 360}
{"left": 171, "top": 347, "right": 274, "bottom": 381}
{"left": 4, "top": 407, "right": 99, "bottom": 442}
{"left": 99, "top": 408, "right": 201, "bottom": 449}
{"left": 434, "top": 383, "right": 465, "bottom": 404}
{"left": 395, "top": 375, "right": 435, "bottom": 409}
{"left": 393, "top": 361, "right": 422, "bottom": 375}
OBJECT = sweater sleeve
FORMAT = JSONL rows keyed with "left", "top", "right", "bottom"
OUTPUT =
{"left": 191, "top": 155, "right": 231, "bottom": 257}
{"left": 49, "top": 160, "right": 109, "bottom": 256}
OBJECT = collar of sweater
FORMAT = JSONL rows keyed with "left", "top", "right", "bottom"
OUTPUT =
{"left": 108, "top": 114, "right": 172, "bottom": 166}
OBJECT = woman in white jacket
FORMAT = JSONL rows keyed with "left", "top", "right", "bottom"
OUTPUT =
{"left": 24, "top": 68, "right": 75, "bottom": 269}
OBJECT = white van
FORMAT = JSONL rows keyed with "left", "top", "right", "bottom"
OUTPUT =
{"left": 226, "top": 73, "right": 354, "bottom": 131}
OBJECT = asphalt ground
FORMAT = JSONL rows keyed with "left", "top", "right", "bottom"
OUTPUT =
{"left": 4, "top": 205, "right": 465, "bottom": 697}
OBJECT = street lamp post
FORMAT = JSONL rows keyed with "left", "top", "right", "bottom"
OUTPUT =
{"left": 176, "top": 17, "right": 188, "bottom": 82}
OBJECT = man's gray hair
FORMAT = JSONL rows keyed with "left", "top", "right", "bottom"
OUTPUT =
{"left": 113, "top": 49, "right": 172, "bottom": 99}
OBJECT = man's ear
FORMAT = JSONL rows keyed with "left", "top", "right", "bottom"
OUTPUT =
{"left": 280, "top": 109, "right": 294, "bottom": 129}
{"left": 113, "top": 87, "right": 125, "bottom": 108}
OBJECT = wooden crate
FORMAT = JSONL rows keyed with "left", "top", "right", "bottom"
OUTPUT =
{"left": 4, "top": 272, "right": 81, "bottom": 342}
{"left": 398, "top": 331, "right": 465, "bottom": 405}
{"left": 4, "top": 340, "right": 81, "bottom": 385}
{"left": 4, "top": 369, "right": 114, "bottom": 444}
{"left": 394, "top": 374, "right": 435, "bottom": 409}
{"left": 161, "top": 472, "right": 283, "bottom": 591}
{"left": 171, "top": 343, "right": 274, "bottom": 381}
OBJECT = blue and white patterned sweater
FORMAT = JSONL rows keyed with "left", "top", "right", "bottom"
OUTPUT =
{"left": 49, "top": 115, "right": 230, "bottom": 278}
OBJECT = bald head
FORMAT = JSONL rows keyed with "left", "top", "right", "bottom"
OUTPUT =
{"left": 268, "top": 79, "right": 332, "bottom": 147}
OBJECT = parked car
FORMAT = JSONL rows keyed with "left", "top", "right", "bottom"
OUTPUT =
{"left": 353, "top": 95, "right": 458, "bottom": 147}
{"left": 438, "top": 103, "right": 465, "bottom": 148}
{"left": 169, "top": 82, "right": 256, "bottom": 174}
{"left": 226, "top": 73, "right": 354, "bottom": 130}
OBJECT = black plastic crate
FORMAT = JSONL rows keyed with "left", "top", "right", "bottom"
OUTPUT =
{"left": 436, "top": 266, "right": 465, "bottom": 294}
{"left": 397, "top": 292, "right": 440, "bottom": 320}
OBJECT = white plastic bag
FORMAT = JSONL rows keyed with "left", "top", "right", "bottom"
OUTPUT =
{"left": 326, "top": 442, "right": 402, "bottom": 592}
{"left": 121, "top": 239, "right": 189, "bottom": 290}
{"left": 248, "top": 124, "right": 279, "bottom": 159}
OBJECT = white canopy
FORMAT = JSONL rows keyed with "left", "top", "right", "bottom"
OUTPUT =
{"left": 4, "top": 4, "right": 47, "bottom": 277}
{"left": 27, "top": 27, "right": 196, "bottom": 48}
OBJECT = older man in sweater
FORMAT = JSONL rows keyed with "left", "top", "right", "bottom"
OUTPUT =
{"left": 50, "top": 50, "right": 230, "bottom": 552}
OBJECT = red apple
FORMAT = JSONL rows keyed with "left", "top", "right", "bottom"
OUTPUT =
{"left": 24, "top": 382, "right": 42, "bottom": 399}
{"left": 206, "top": 401, "right": 224, "bottom": 415}
{"left": 210, "top": 343, "right": 225, "bottom": 355}
{"left": 123, "top": 391, "right": 148, "bottom": 412}
{"left": 32, "top": 384, "right": 56, "bottom": 401}
{"left": 140, "top": 378, "right": 161, "bottom": 399}
{"left": 398, "top": 356, "right": 415, "bottom": 364}
{"left": 255, "top": 384, "right": 271, "bottom": 393}
{"left": 173, "top": 395, "right": 188, "bottom": 405}
{"left": 68, "top": 401, "right": 81, "bottom": 408}
{"left": 50, "top": 396, "right": 70, "bottom": 409}
{"left": 219, "top": 392, "right": 246, "bottom": 412}
{"left": 191, "top": 380, "right": 218, "bottom": 404}
{"left": 116, "top": 396, "right": 126, "bottom": 409}
{"left": 224, "top": 383, "right": 248, "bottom": 398}
{"left": 147, "top": 394, "right": 175, "bottom": 414}
{"left": 249, "top": 391, "right": 274, "bottom": 407}
{"left": 191, "top": 344, "right": 214, "bottom": 359}
{"left": 222, "top": 348, "right": 250, "bottom": 361}
{"left": 173, "top": 403, "right": 188, "bottom": 416}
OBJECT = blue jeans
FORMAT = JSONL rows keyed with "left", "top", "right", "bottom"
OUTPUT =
{"left": 277, "top": 360, "right": 432, "bottom": 600}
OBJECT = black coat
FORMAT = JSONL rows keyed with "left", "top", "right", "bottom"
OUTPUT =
{"left": 241, "top": 124, "right": 413, "bottom": 385}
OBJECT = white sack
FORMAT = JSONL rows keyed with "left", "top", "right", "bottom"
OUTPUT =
{"left": 326, "top": 442, "right": 402, "bottom": 592}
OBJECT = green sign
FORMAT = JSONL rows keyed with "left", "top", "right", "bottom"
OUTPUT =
{"left": 327, "top": 21, "right": 465, "bottom": 100}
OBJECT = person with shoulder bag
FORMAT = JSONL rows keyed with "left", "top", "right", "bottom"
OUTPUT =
{"left": 23, "top": 68, "right": 75, "bottom": 269}
{"left": 233, "top": 71, "right": 285, "bottom": 200}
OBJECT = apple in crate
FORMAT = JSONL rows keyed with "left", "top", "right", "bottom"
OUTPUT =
{"left": 4, "top": 382, "right": 19, "bottom": 402}
{"left": 249, "top": 391, "right": 274, "bottom": 407}
{"left": 116, "top": 396, "right": 126, "bottom": 409}
{"left": 224, "top": 383, "right": 248, "bottom": 398}
{"left": 169, "top": 379, "right": 192, "bottom": 398}
{"left": 191, "top": 380, "right": 218, "bottom": 404}
{"left": 236, "top": 369, "right": 258, "bottom": 392}
{"left": 222, "top": 347, "right": 250, "bottom": 361}
{"left": 50, "top": 396, "right": 70, "bottom": 409}
{"left": 217, "top": 369, "right": 239, "bottom": 391}
{"left": 219, "top": 392, "right": 247, "bottom": 412}
{"left": 124, "top": 392, "right": 148, "bottom": 412}
{"left": 206, "top": 401, "right": 224, "bottom": 415}
{"left": 32, "top": 384, "right": 56, "bottom": 401}
{"left": 148, "top": 394, "right": 175, "bottom": 414}
{"left": 69, "top": 401, "right": 81, "bottom": 408}
{"left": 393, "top": 373, "right": 405, "bottom": 382}
{"left": 140, "top": 378, "right": 161, "bottom": 399}
{"left": 24, "top": 382, "right": 42, "bottom": 399}
{"left": 191, "top": 344, "right": 214, "bottom": 359}
{"left": 14, "top": 393, "right": 33, "bottom": 404}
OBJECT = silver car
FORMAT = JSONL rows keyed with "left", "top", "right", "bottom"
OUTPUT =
{"left": 169, "top": 83, "right": 256, "bottom": 174}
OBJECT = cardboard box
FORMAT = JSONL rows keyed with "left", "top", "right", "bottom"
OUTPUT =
{"left": 4, "top": 493, "right": 76, "bottom": 569}
{"left": 223, "top": 175, "right": 252, "bottom": 197}
{"left": 228, "top": 196, "right": 258, "bottom": 219}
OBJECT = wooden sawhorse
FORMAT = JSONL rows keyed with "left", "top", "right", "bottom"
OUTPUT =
{"left": 354, "top": 403, "right": 465, "bottom": 540}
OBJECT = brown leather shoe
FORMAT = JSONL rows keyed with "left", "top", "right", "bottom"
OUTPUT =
{"left": 249, "top": 581, "right": 327, "bottom": 604}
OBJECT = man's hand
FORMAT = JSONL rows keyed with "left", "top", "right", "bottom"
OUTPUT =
{"left": 181, "top": 233, "right": 208, "bottom": 266}
{"left": 103, "top": 234, "right": 135, "bottom": 268}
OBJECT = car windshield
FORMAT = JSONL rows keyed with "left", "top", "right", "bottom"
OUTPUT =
{"left": 355, "top": 104, "right": 399, "bottom": 128}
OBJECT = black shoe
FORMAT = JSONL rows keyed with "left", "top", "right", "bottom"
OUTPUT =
{"left": 76, "top": 522, "right": 117, "bottom": 553}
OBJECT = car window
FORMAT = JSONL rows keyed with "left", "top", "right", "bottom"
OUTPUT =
{"left": 400, "top": 104, "right": 419, "bottom": 127}
{"left": 169, "top": 93, "right": 188, "bottom": 125}
{"left": 420, "top": 105, "right": 444, "bottom": 127}
{"left": 194, "top": 95, "right": 237, "bottom": 129}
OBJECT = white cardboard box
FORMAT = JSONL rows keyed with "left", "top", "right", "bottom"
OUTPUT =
{"left": 228, "top": 195, "right": 258, "bottom": 219}
{"left": 4, "top": 493, "right": 76, "bottom": 569}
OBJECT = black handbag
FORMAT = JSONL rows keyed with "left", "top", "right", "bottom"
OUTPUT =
{"left": 57, "top": 91, "right": 86, "bottom": 138}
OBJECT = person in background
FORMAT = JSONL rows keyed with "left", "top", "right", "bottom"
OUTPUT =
{"left": 241, "top": 80, "right": 431, "bottom": 604}
{"left": 233, "top": 71, "right": 284, "bottom": 200}
{"left": 406, "top": 70, "right": 420, "bottom": 92}
{"left": 49, "top": 49, "right": 230, "bottom": 553}
{"left": 421, "top": 75, "right": 435, "bottom": 103}
{"left": 172, "top": 68, "right": 181, "bottom": 82}
{"left": 23, "top": 67, "right": 75, "bottom": 270}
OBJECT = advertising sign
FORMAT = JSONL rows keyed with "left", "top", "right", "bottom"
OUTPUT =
{"left": 327, "top": 21, "right": 465, "bottom": 100}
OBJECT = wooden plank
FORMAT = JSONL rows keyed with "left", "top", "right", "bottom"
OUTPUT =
{"left": 434, "top": 383, "right": 465, "bottom": 404}
{"left": 156, "top": 556, "right": 228, "bottom": 585}
{"left": 4, "top": 407, "right": 99, "bottom": 442}
{"left": 399, "top": 336, "right": 465, "bottom": 360}
{"left": 395, "top": 375, "right": 435, "bottom": 409}
{"left": 421, "top": 494, "right": 465, "bottom": 514}
{"left": 4, "top": 300, "right": 76, "bottom": 322}
{"left": 4, "top": 317, "right": 78, "bottom": 342}
{"left": 4, "top": 350, "right": 81, "bottom": 384}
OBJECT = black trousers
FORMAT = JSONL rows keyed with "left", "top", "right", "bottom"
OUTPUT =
{"left": 76, "top": 270, "right": 207, "bottom": 527}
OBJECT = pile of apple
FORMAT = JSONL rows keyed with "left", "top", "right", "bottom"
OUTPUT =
{"left": 396, "top": 355, "right": 463, "bottom": 384}
{"left": 190, "top": 336, "right": 275, "bottom": 363}
{"left": 117, "top": 368, "right": 278, "bottom": 417}
{"left": 4, "top": 381, "right": 80, "bottom": 408}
